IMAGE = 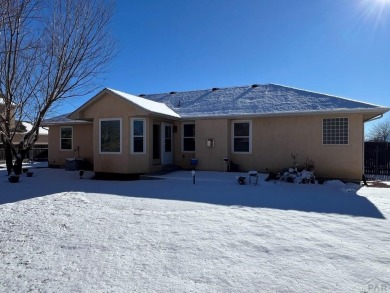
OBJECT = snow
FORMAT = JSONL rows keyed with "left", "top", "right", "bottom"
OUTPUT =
{"left": 22, "top": 121, "right": 49, "bottom": 135}
{"left": 144, "top": 83, "right": 389, "bottom": 118}
{"left": 108, "top": 88, "right": 180, "bottom": 118}
{"left": 1, "top": 167, "right": 389, "bottom": 292}
{"left": 42, "top": 114, "right": 91, "bottom": 126}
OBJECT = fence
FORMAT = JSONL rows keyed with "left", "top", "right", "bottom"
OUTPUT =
{"left": 364, "top": 142, "right": 390, "bottom": 175}
{"left": 0, "top": 146, "right": 48, "bottom": 163}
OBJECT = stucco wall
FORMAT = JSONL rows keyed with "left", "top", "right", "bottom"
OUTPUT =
{"left": 81, "top": 93, "right": 149, "bottom": 174}
{"left": 48, "top": 123, "right": 93, "bottom": 167}
{"left": 194, "top": 119, "right": 229, "bottom": 171}
{"left": 173, "top": 114, "right": 364, "bottom": 181}
{"left": 229, "top": 114, "right": 363, "bottom": 180}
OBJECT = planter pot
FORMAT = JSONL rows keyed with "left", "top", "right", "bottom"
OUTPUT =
{"left": 8, "top": 175, "right": 20, "bottom": 183}
{"left": 26, "top": 171, "right": 33, "bottom": 177}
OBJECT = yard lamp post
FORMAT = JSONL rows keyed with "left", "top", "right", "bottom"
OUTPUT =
{"left": 191, "top": 170, "right": 196, "bottom": 184}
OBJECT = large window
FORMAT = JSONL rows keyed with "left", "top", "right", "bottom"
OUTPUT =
{"left": 182, "top": 123, "right": 195, "bottom": 152}
{"left": 131, "top": 118, "right": 146, "bottom": 154}
{"left": 232, "top": 120, "right": 252, "bottom": 153}
{"left": 60, "top": 126, "right": 73, "bottom": 150}
{"left": 100, "top": 118, "right": 122, "bottom": 154}
{"left": 323, "top": 118, "right": 349, "bottom": 145}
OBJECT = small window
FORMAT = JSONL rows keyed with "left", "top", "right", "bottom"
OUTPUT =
{"left": 131, "top": 118, "right": 146, "bottom": 154}
{"left": 100, "top": 119, "right": 122, "bottom": 154}
{"left": 182, "top": 123, "right": 195, "bottom": 152}
{"left": 232, "top": 120, "right": 252, "bottom": 153}
{"left": 323, "top": 118, "right": 349, "bottom": 145}
{"left": 60, "top": 127, "right": 73, "bottom": 150}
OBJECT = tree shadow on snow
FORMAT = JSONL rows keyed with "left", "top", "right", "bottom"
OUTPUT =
{"left": 0, "top": 169, "right": 385, "bottom": 219}
{"left": 131, "top": 179, "right": 385, "bottom": 219}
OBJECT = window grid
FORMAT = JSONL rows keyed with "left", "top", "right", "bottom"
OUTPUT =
{"left": 182, "top": 123, "right": 195, "bottom": 152}
{"left": 323, "top": 118, "right": 349, "bottom": 145}
{"left": 131, "top": 118, "right": 146, "bottom": 154}
{"left": 232, "top": 121, "right": 252, "bottom": 153}
{"left": 60, "top": 127, "right": 72, "bottom": 150}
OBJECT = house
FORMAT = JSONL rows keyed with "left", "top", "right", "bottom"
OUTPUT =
{"left": 43, "top": 84, "right": 389, "bottom": 181}
{"left": 0, "top": 99, "right": 48, "bottom": 162}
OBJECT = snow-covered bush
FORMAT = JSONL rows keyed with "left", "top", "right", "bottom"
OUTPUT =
{"left": 280, "top": 168, "right": 316, "bottom": 184}
{"left": 267, "top": 153, "right": 316, "bottom": 184}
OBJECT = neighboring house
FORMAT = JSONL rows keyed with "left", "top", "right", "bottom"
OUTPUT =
{"left": 1, "top": 98, "right": 48, "bottom": 161}
{"left": 43, "top": 84, "right": 389, "bottom": 181}
{"left": 15, "top": 122, "right": 49, "bottom": 161}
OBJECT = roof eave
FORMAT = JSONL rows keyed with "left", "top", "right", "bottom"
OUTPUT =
{"left": 41, "top": 120, "right": 92, "bottom": 127}
{"left": 179, "top": 107, "right": 390, "bottom": 120}
{"left": 145, "top": 111, "right": 181, "bottom": 120}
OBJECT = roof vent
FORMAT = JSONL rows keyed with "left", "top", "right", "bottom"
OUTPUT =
{"left": 251, "top": 84, "right": 259, "bottom": 88}
{"left": 170, "top": 91, "right": 177, "bottom": 95}
{"left": 211, "top": 87, "right": 219, "bottom": 91}
{"left": 139, "top": 94, "right": 145, "bottom": 97}
{"left": 177, "top": 100, "right": 181, "bottom": 107}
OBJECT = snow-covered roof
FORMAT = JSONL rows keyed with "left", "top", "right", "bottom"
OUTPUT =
{"left": 142, "top": 83, "right": 388, "bottom": 118}
{"left": 42, "top": 114, "right": 91, "bottom": 125}
{"left": 44, "top": 84, "right": 389, "bottom": 125}
{"left": 107, "top": 88, "right": 180, "bottom": 118}
{"left": 22, "top": 121, "right": 49, "bottom": 135}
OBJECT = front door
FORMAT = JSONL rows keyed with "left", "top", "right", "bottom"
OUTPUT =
{"left": 162, "top": 123, "right": 173, "bottom": 165}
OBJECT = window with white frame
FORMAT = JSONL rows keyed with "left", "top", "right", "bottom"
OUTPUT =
{"left": 182, "top": 123, "right": 195, "bottom": 152}
{"left": 60, "top": 126, "right": 73, "bottom": 150}
{"left": 131, "top": 118, "right": 146, "bottom": 154}
{"left": 232, "top": 120, "right": 252, "bottom": 153}
{"left": 99, "top": 118, "right": 122, "bottom": 153}
{"left": 322, "top": 117, "right": 349, "bottom": 145}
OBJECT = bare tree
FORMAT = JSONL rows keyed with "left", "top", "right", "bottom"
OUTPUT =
{"left": 0, "top": 0, "right": 116, "bottom": 176}
{"left": 366, "top": 118, "right": 390, "bottom": 142}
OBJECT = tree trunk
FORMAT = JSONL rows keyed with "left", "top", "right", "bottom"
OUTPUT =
{"left": 12, "top": 143, "right": 28, "bottom": 176}
{"left": 4, "top": 142, "right": 13, "bottom": 176}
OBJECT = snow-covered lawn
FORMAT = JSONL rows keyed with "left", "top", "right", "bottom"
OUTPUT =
{"left": 0, "top": 166, "right": 389, "bottom": 292}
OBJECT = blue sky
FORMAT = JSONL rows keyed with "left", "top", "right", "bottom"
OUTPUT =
{"left": 61, "top": 0, "right": 390, "bottom": 128}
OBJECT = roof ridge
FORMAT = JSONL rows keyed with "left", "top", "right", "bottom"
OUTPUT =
{"left": 142, "top": 83, "right": 271, "bottom": 96}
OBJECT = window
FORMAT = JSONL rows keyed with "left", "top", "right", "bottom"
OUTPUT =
{"left": 131, "top": 118, "right": 146, "bottom": 154}
{"left": 232, "top": 120, "right": 252, "bottom": 153}
{"left": 100, "top": 119, "right": 122, "bottom": 154}
{"left": 182, "top": 123, "right": 195, "bottom": 152}
{"left": 323, "top": 118, "right": 349, "bottom": 145}
{"left": 60, "top": 127, "right": 73, "bottom": 150}
{"left": 164, "top": 125, "right": 172, "bottom": 152}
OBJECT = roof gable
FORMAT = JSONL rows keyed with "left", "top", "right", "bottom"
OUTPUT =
{"left": 69, "top": 88, "right": 180, "bottom": 120}
{"left": 107, "top": 88, "right": 180, "bottom": 118}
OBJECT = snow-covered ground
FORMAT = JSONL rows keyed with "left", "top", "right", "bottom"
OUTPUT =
{"left": 0, "top": 166, "right": 389, "bottom": 292}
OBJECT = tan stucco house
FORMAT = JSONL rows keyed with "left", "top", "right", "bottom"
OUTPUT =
{"left": 43, "top": 84, "right": 389, "bottom": 181}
